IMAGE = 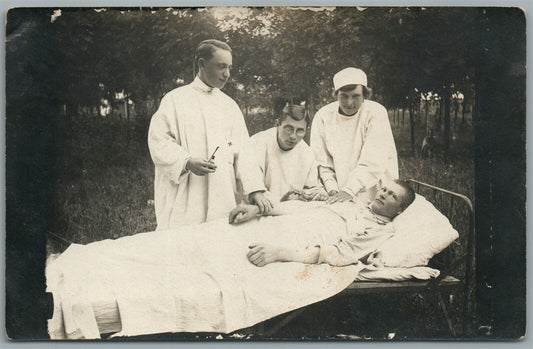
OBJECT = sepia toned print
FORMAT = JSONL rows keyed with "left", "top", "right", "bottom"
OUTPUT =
{"left": 5, "top": 6, "right": 526, "bottom": 341}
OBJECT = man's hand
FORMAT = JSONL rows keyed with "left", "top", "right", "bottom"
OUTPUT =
{"left": 280, "top": 189, "right": 303, "bottom": 202}
{"left": 326, "top": 190, "right": 352, "bottom": 204}
{"left": 229, "top": 204, "right": 260, "bottom": 224}
{"left": 249, "top": 191, "right": 274, "bottom": 215}
{"left": 186, "top": 158, "right": 217, "bottom": 176}
{"left": 301, "top": 187, "right": 329, "bottom": 201}
{"left": 247, "top": 243, "right": 285, "bottom": 267}
{"left": 313, "top": 191, "right": 329, "bottom": 201}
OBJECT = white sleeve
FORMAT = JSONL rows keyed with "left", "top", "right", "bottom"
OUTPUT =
{"left": 316, "top": 241, "right": 374, "bottom": 267}
{"left": 236, "top": 136, "right": 268, "bottom": 198}
{"left": 310, "top": 113, "right": 339, "bottom": 193}
{"left": 147, "top": 94, "right": 190, "bottom": 184}
{"left": 303, "top": 159, "right": 322, "bottom": 189}
{"left": 230, "top": 103, "right": 250, "bottom": 160}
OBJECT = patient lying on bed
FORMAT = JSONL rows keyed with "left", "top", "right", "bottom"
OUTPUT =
{"left": 230, "top": 179, "right": 416, "bottom": 267}
{"left": 47, "top": 179, "right": 438, "bottom": 339}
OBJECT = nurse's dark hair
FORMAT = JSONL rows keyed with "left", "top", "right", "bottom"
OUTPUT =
{"left": 393, "top": 179, "right": 416, "bottom": 210}
{"left": 279, "top": 104, "right": 310, "bottom": 125}
{"left": 194, "top": 39, "right": 231, "bottom": 72}
{"left": 333, "top": 84, "right": 372, "bottom": 99}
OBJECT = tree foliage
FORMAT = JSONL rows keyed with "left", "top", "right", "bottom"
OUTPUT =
{"left": 8, "top": 6, "right": 521, "bottom": 151}
{"left": 52, "top": 8, "right": 222, "bottom": 110}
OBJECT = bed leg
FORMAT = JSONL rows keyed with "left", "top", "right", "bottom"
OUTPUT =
{"left": 46, "top": 292, "right": 54, "bottom": 319}
{"left": 256, "top": 322, "right": 265, "bottom": 336}
{"left": 262, "top": 308, "right": 306, "bottom": 337}
{"left": 437, "top": 291, "right": 456, "bottom": 336}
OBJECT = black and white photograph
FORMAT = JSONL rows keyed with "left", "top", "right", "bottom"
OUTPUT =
{"left": 5, "top": 4, "right": 527, "bottom": 341}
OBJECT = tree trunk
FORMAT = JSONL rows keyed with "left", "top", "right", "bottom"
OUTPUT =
{"left": 402, "top": 107, "right": 406, "bottom": 126}
{"left": 462, "top": 93, "right": 468, "bottom": 126}
{"left": 395, "top": 108, "right": 399, "bottom": 124}
{"left": 443, "top": 87, "right": 451, "bottom": 161}
{"left": 308, "top": 96, "right": 316, "bottom": 119}
{"left": 304, "top": 95, "right": 315, "bottom": 145}
{"left": 437, "top": 100, "right": 443, "bottom": 132}
{"left": 409, "top": 105, "right": 415, "bottom": 154}
{"left": 418, "top": 98, "right": 423, "bottom": 126}
{"left": 124, "top": 100, "right": 129, "bottom": 120}
{"left": 454, "top": 99, "right": 459, "bottom": 131}
{"left": 425, "top": 102, "right": 430, "bottom": 133}
{"left": 435, "top": 103, "right": 439, "bottom": 130}
{"left": 244, "top": 100, "right": 249, "bottom": 119}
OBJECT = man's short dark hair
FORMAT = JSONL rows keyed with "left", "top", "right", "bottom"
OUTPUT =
{"left": 279, "top": 104, "right": 310, "bottom": 125}
{"left": 195, "top": 39, "right": 231, "bottom": 68}
{"left": 334, "top": 84, "right": 372, "bottom": 99}
{"left": 393, "top": 179, "right": 416, "bottom": 210}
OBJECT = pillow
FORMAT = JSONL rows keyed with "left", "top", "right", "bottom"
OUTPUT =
{"left": 376, "top": 193, "right": 459, "bottom": 268}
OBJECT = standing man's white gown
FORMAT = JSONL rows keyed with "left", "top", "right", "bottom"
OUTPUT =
{"left": 148, "top": 77, "right": 249, "bottom": 229}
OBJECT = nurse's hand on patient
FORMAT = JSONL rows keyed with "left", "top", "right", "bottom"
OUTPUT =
{"left": 327, "top": 190, "right": 338, "bottom": 202}
{"left": 327, "top": 190, "right": 352, "bottom": 204}
{"left": 314, "top": 191, "right": 329, "bottom": 201}
{"left": 280, "top": 189, "right": 302, "bottom": 202}
{"left": 186, "top": 158, "right": 217, "bottom": 176}
{"left": 301, "top": 187, "right": 329, "bottom": 201}
{"left": 229, "top": 205, "right": 260, "bottom": 224}
{"left": 247, "top": 243, "right": 283, "bottom": 267}
{"left": 249, "top": 191, "right": 273, "bottom": 215}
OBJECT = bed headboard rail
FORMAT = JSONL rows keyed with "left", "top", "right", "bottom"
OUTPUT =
{"left": 407, "top": 179, "right": 475, "bottom": 324}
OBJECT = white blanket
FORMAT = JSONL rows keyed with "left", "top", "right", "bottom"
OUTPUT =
{"left": 46, "top": 209, "right": 364, "bottom": 339}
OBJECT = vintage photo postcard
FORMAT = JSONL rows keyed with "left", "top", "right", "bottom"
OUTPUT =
{"left": 5, "top": 5, "right": 526, "bottom": 341}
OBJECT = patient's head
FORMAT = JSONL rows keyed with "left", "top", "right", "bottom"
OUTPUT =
{"left": 370, "top": 179, "right": 415, "bottom": 219}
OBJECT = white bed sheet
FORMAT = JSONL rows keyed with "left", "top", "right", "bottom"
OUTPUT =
{"left": 46, "top": 204, "right": 442, "bottom": 339}
{"left": 46, "top": 208, "right": 363, "bottom": 339}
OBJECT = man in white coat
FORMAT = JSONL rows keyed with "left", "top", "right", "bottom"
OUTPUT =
{"left": 237, "top": 104, "right": 327, "bottom": 214}
{"left": 310, "top": 67, "right": 398, "bottom": 204}
{"left": 148, "top": 39, "right": 249, "bottom": 229}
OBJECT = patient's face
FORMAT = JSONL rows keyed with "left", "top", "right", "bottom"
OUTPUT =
{"left": 370, "top": 181, "right": 407, "bottom": 219}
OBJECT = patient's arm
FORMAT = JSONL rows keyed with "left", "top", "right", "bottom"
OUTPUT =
{"left": 280, "top": 187, "right": 329, "bottom": 202}
{"left": 229, "top": 204, "right": 260, "bottom": 224}
{"left": 247, "top": 243, "right": 320, "bottom": 267}
{"left": 247, "top": 242, "right": 379, "bottom": 268}
{"left": 269, "top": 200, "right": 323, "bottom": 215}
{"left": 229, "top": 201, "right": 324, "bottom": 224}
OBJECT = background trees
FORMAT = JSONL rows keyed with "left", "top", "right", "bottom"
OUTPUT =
{"left": 6, "top": 5, "right": 514, "bottom": 264}
{"left": 28, "top": 6, "right": 486, "bottom": 157}
{"left": 5, "top": 6, "right": 526, "bottom": 339}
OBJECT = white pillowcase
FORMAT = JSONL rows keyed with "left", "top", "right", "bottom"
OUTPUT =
{"left": 376, "top": 193, "right": 459, "bottom": 268}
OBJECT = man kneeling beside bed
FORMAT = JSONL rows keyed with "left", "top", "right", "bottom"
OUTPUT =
{"left": 231, "top": 179, "right": 415, "bottom": 268}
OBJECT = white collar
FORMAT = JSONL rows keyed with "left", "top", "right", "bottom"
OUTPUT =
{"left": 336, "top": 101, "right": 365, "bottom": 119}
{"left": 367, "top": 204, "right": 392, "bottom": 225}
{"left": 191, "top": 75, "right": 218, "bottom": 94}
